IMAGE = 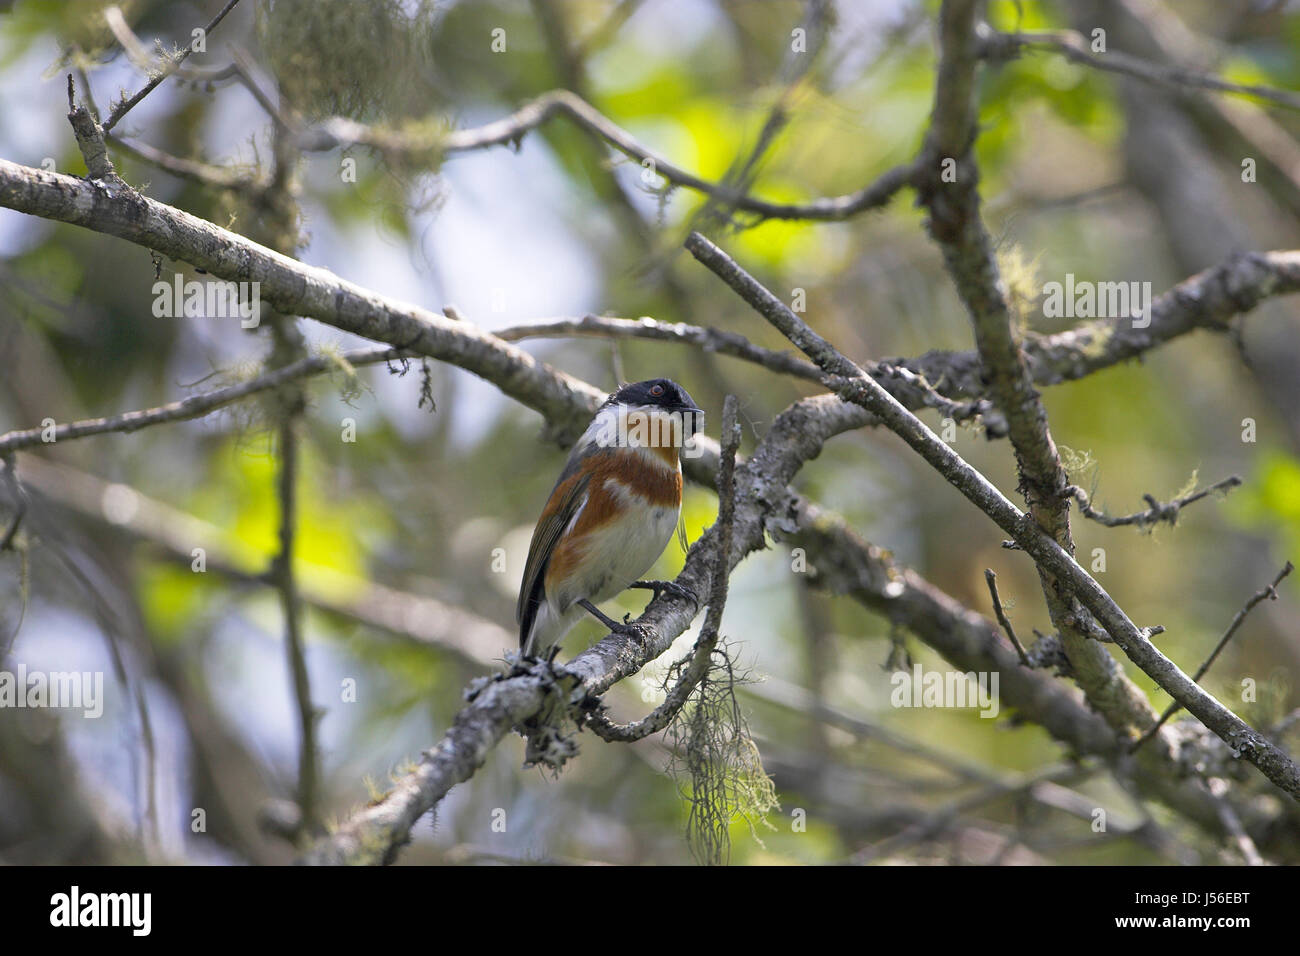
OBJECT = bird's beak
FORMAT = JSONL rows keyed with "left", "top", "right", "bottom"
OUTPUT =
{"left": 680, "top": 406, "right": 705, "bottom": 435}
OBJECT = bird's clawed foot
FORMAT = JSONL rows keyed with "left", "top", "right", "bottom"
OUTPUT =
{"left": 579, "top": 599, "right": 649, "bottom": 639}
{"left": 631, "top": 579, "right": 699, "bottom": 612}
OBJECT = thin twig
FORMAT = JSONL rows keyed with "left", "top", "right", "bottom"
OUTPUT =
{"left": 0, "top": 457, "right": 25, "bottom": 553}
{"left": 273, "top": 400, "right": 317, "bottom": 834}
{"left": 102, "top": 4, "right": 291, "bottom": 136}
{"left": 746, "top": 677, "right": 1003, "bottom": 785}
{"left": 691, "top": 0, "right": 830, "bottom": 232}
{"left": 0, "top": 346, "right": 409, "bottom": 454}
{"left": 228, "top": 46, "right": 296, "bottom": 132}
{"left": 496, "top": 314, "right": 822, "bottom": 381}
{"left": 73, "top": 61, "right": 101, "bottom": 123}
{"left": 0, "top": 457, "right": 29, "bottom": 655}
{"left": 133, "top": 681, "right": 160, "bottom": 858}
{"left": 102, "top": 0, "right": 243, "bottom": 132}
{"left": 106, "top": 133, "right": 265, "bottom": 191}
{"left": 1131, "top": 561, "right": 1294, "bottom": 753}
{"left": 1064, "top": 475, "right": 1242, "bottom": 530}
{"left": 298, "top": 89, "right": 917, "bottom": 222}
{"left": 981, "top": 27, "right": 1300, "bottom": 113}
{"left": 984, "top": 569, "right": 1031, "bottom": 666}
{"left": 78, "top": 21, "right": 262, "bottom": 192}
{"left": 851, "top": 760, "right": 1102, "bottom": 864}
{"left": 262, "top": 109, "right": 318, "bottom": 839}
{"left": 500, "top": 314, "right": 985, "bottom": 422}
{"left": 102, "top": 5, "right": 240, "bottom": 84}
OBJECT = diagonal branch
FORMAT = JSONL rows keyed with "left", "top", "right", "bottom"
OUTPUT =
{"left": 683, "top": 228, "right": 1300, "bottom": 802}
{"left": 984, "top": 569, "right": 1031, "bottom": 667}
{"left": 102, "top": 0, "right": 243, "bottom": 133}
{"left": 101, "top": 5, "right": 241, "bottom": 83}
{"left": 106, "top": 133, "right": 265, "bottom": 191}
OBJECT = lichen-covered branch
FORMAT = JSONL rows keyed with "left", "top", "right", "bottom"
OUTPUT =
{"left": 682, "top": 228, "right": 1300, "bottom": 802}
{"left": 101, "top": 0, "right": 243, "bottom": 132}
{"left": 1064, "top": 475, "right": 1243, "bottom": 530}
{"left": 297, "top": 89, "right": 917, "bottom": 223}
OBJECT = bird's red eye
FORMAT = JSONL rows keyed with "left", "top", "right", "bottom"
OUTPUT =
{"left": 650, "top": 384, "right": 664, "bottom": 397}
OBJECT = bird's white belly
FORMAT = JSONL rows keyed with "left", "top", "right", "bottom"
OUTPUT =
{"left": 571, "top": 498, "right": 679, "bottom": 606}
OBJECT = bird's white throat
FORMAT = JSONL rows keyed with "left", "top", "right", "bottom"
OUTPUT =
{"left": 582, "top": 402, "right": 699, "bottom": 455}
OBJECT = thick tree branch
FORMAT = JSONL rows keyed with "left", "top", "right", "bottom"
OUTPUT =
{"left": 0, "top": 158, "right": 609, "bottom": 446}
{"left": 3, "top": 159, "right": 1297, "bottom": 456}
{"left": 901, "top": 251, "right": 1300, "bottom": 399}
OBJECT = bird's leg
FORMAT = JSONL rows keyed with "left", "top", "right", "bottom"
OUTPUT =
{"left": 629, "top": 579, "right": 699, "bottom": 611}
{"left": 578, "top": 599, "right": 645, "bottom": 637}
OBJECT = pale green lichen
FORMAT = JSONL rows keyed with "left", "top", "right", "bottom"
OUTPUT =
{"left": 1057, "top": 443, "right": 1098, "bottom": 491}
{"left": 666, "top": 641, "right": 779, "bottom": 865}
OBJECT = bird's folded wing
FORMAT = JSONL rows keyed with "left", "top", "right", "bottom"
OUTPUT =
{"left": 516, "top": 465, "right": 592, "bottom": 629}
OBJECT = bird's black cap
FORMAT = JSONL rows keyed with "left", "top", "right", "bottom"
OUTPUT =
{"left": 606, "top": 378, "right": 704, "bottom": 433}
{"left": 607, "top": 379, "right": 700, "bottom": 412}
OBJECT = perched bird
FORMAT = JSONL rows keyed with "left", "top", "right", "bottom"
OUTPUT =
{"left": 517, "top": 378, "right": 704, "bottom": 656}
